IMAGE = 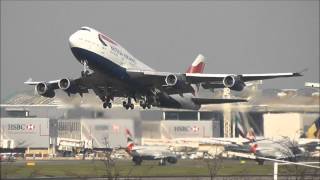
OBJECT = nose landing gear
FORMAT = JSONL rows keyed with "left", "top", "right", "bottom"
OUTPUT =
{"left": 81, "top": 60, "right": 90, "bottom": 77}
{"left": 102, "top": 96, "right": 113, "bottom": 109}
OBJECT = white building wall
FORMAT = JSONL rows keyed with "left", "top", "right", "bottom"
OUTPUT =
{"left": 263, "top": 113, "right": 318, "bottom": 139}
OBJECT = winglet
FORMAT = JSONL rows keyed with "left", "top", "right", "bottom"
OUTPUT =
{"left": 24, "top": 78, "right": 38, "bottom": 85}
{"left": 294, "top": 68, "right": 308, "bottom": 77}
{"left": 24, "top": 78, "right": 32, "bottom": 83}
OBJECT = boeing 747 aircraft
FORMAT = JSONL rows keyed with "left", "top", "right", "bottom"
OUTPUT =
{"left": 25, "top": 26, "right": 302, "bottom": 110}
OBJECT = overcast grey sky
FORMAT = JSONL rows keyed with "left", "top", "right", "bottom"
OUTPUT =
{"left": 1, "top": 1, "right": 319, "bottom": 101}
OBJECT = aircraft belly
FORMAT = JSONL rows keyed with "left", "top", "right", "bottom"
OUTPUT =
{"left": 71, "top": 47, "right": 129, "bottom": 79}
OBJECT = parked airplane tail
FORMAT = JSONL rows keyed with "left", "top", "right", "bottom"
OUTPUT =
{"left": 126, "top": 129, "right": 134, "bottom": 153}
{"left": 186, "top": 54, "right": 205, "bottom": 73}
{"left": 235, "top": 114, "right": 256, "bottom": 142}
{"left": 302, "top": 117, "right": 320, "bottom": 139}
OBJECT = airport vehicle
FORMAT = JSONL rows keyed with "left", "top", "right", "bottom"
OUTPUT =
{"left": 125, "top": 129, "right": 177, "bottom": 166}
{"left": 25, "top": 26, "right": 302, "bottom": 110}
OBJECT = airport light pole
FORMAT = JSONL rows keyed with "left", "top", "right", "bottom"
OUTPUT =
{"left": 223, "top": 88, "right": 232, "bottom": 137}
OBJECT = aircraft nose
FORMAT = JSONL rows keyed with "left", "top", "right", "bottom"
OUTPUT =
{"left": 69, "top": 32, "right": 79, "bottom": 48}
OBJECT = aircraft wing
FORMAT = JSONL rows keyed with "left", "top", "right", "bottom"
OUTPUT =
{"left": 128, "top": 70, "right": 302, "bottom": 91}
{"left": 24, "top": 72, "right": 129, "bottom": 98}
{"left": 185, "top": 72, "right": 302, "bottom": 83}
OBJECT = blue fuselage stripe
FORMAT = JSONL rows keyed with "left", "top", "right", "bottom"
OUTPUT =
{"left": 71, "top": 47, "right": 130, "bottom": 80}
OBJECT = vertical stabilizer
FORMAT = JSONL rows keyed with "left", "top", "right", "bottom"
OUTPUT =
{"left": 187, "top": 54, "right": 206, "bottom": 96}
{"left": 126, "top": 129, "right": 134, "bottom": 153}
{"left": 186, "top": 54, "right": 205, "bottom": 73}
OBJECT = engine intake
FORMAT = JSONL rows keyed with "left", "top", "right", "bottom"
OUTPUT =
{"left": 165, "top": 74, "right": 178, "bottom": 86}
{"left": 58, "top": 78, "right": 71, "bottom": 90}
{"left": 223, "top": 75, "right": 245, "bottom": 91}
{"left": 35, "top": 83, "right": 55, "bottom": 98}
{"left": 165, "top": 74, "right": 186, "bottom": 87}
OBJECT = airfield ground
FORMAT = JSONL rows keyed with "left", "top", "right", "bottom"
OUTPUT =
{"left": 1, "top": 159, "right": 319, "bottom": 179}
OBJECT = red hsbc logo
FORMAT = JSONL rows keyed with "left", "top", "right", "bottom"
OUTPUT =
{"left": 26, "top": 124, "right": 35, "bottom": 130}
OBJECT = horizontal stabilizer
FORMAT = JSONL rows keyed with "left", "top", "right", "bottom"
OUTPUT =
{"left": 192, "top": 98, "right": 247, "bottom": 105}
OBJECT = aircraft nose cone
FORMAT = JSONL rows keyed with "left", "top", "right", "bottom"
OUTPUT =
{"left": 69, "top": 32, "right": 78, "bottom": 48}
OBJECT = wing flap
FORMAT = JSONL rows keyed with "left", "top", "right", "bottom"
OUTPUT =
{"left": 192, "top": 98, "right": 247, "bottom": 105}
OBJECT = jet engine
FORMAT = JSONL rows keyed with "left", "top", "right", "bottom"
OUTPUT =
{"left": 223, "top": 75, "right": 246, "bottom": 91}
{"left": 58, "top": 78, "right": 72, "bottom": 90}
{"left": 58, "top": 78, "right": 79, "bottom": 94}
{"left": 165, "top": 74, "right": 186, "bottom": 87}
{"left": 35, "top": 82, "right": 55, "bottom": 98}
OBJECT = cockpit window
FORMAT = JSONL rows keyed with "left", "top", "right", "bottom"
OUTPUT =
{"left": 80, "top": 27, "right": 91, "bottom": 31}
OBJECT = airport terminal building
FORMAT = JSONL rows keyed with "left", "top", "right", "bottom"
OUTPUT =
{"left": 1, "top": 87, "right": 319, "bottom": 157}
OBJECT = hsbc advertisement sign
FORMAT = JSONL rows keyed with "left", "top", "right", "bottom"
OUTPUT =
{"left": 161, "top": 121, "right": 214, "bottom": 138}
{"left": 174, "top": 126, "right": 200, "bottom": 133}
{"left": 8, "top": 123, "right": 36, "bottom": 132}
{"left": 1, "top": 118, "right": 49, "bottom": 148}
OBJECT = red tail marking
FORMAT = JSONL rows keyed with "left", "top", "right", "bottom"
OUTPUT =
{"left": 250, "top": 144, "right": 258, "bottom": 153}
{"left": 186, "top": 62, "right": 205, "bottom": 73}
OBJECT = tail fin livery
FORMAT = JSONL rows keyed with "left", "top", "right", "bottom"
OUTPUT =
{"left": 186, "top": 54, "right": 205, "bottom": 73}
{"left": 187, "top": 54, "right": 205, "bottom": 96}
{"left": 302, "top": 117, "right": 320, "bottom": 139}
{"left": 250, "top": 144, "right": 258, "bottom": 153}
{"left": 126, "top": 128, "right": 134, "bottom": 153}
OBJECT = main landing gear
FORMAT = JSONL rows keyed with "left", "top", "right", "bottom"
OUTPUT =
{"left": 123, "top": 97, "right": 134, "bottom": 110}
{"left": 102, "top": 96, "right": 113, "bottom": 109}
{"left": 139, "top": 100, "right": 151, "bottom": 109}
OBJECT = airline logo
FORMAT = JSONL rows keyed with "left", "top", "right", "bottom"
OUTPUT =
{"left": 98, "top": 33, "right": 117, "bottom": 46}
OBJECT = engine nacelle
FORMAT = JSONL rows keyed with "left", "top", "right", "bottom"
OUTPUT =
{"left": 58, "top": 78, "right": 71, "bottom": 90}
{"left": 223, "top": 75, "right": 245, "bottom": 91}
{"left": 35, "top": 83, "right": 55, "bottom": 98}
{"left": 58, "top": 78, "right": 79, "bottom": 95}
{"left": 165, "top": 74, "right": 186, "bottom": 87}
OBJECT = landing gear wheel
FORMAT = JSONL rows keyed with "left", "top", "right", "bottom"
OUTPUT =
{"left": 133, "top": 157, "right": 142, "bottom": 165}
{"left": 103, "top": 101, "right": 112, "bottom": 109}
{"left": 130, "top": 103, "right": 134, "bottom": 110}
{"left": 147, "top": 104, "right": 151, "bottom": 109}
{"left": 103, "top": 102, "right": 107, "bottom": 109}
{"left": 81, "top": 70, "right": 89, "bottom": 77}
